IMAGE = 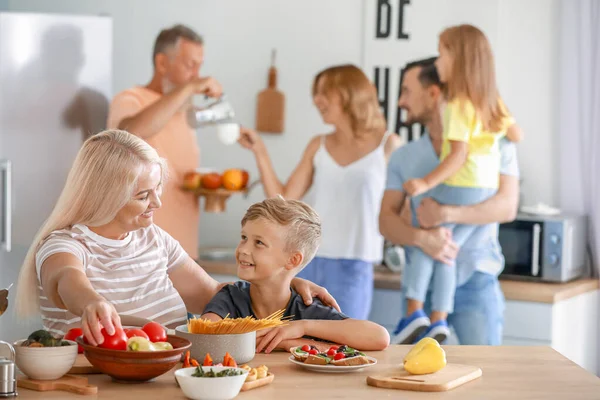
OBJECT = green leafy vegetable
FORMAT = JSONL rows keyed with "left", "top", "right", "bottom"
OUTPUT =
{"left": 191, "top": 367, "right": 243, "bottom": 378}
{"left": 22, "top": 330, "right": 71, "bottom": 347}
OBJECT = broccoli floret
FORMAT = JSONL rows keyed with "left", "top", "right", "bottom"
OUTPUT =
{"left": 27, "top": 329, "right": 54, "bottom": 343}
{"left": 26, "top": 329, "right": 63, "bottom": 347}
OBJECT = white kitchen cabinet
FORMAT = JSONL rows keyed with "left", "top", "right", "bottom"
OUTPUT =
{"left": 369, "top": 287, "right": 599, "bottom": 375}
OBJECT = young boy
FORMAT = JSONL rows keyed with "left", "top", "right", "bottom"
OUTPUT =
{"left": 201, "top": 196, "right": 390, "bottom": 354}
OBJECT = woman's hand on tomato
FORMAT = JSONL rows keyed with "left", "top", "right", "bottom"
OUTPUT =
{"left": 98, "top": 327, "right": 127, "bottom": 350}
{"left": 81, "top": 300, "right": 122, "bottom": 346}
{"left": 142, "top": 321, "right": 167, "bottom": 342}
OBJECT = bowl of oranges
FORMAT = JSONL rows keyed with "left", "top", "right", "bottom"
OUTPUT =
{"left": 183, "top": 168, "right": 251, "bottom": 213}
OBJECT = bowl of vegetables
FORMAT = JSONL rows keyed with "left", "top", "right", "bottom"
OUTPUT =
{"left": 175, "top": 366, "right": 248, "bottom": 400}
{"left": 14, "top": 330, "right": 78, "bottom": 380}
{"left": 76, "top": 321, "right": 191, "bottom": 382}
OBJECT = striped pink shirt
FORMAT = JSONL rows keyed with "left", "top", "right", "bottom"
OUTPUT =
{"left": 35, "top": 224, "right": 188, "bottom": 336}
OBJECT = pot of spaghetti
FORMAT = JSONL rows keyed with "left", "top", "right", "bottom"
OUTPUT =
{"left": 175, "top": 310, "right": 287, "bottom": 364}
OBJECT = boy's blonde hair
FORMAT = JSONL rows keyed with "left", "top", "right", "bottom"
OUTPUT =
{"left": 241, "top": 196, "right": 321, "bottom": 268}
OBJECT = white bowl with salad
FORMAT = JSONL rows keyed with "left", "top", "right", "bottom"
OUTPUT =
{"left": 175, "top": 366, "right": 249, "bottom": 400}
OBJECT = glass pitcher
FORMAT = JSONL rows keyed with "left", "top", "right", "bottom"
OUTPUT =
{"left": 186, "top": 95, "right": 236, "bottom": 129}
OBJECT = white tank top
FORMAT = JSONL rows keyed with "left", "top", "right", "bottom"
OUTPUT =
{"left": 309, "top": 132, "right": 390, "bottom": 263}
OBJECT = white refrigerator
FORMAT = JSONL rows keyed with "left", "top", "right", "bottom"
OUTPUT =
{"left": 0, "top": 12, "right": 112, "bottom": 343}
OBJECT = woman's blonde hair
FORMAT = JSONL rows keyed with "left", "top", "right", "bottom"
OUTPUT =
{"left": 439, "top": 24, "right": 508, "bottom": 132}
{"left": 15, "top": 129, "right": 167, "bottom": 316}
{"left": 312, "top": 64, "right": 387, "bottom": 137}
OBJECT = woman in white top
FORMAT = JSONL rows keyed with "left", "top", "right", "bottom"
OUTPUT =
{"left": 239, "top": 64, "right": 402, "bottom": 319}
{"left": 14, "top": 130, "right": 337, "bottom": 346}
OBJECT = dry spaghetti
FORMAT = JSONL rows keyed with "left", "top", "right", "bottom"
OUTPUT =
{"left": 187, "top": 309, "right": 289, "bottom": 334}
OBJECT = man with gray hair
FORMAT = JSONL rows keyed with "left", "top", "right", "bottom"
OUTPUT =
{"left": 108, "top": 24, "right": 222, "bottom": 258}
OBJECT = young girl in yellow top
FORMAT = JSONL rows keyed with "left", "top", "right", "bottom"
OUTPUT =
{"left": 392, "top": 24, "right": 522, "bottom": 345}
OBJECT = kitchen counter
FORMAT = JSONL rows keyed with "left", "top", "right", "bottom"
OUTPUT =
{"left": 16, "top": 346, "right": 600, "bottom": 399}
{"left": 198, "top": 259, "right": 600, "bottom": 304}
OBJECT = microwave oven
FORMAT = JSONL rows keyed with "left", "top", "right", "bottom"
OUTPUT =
{"left": 498, "top": 213, "right": 588, "bottom": 282}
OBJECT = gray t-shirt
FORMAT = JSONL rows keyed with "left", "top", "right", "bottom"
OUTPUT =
{"left": 203, "top": 281, "right": 349, "bottom": 321}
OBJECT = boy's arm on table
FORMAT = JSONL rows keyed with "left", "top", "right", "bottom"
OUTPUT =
{"left": 256, "top": 319, "right": 390, "bottom": 353}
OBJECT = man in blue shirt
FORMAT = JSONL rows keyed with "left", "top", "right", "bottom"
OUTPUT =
{"left": 379, "top": 58, "right": 520, "bottom": 345}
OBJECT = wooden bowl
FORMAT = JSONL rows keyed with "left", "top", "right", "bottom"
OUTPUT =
{"left": 191, "top": 188, "right": 248, "bottom": 213}
{"left": 76, "top": 335, "right": 191, "bottom": 382}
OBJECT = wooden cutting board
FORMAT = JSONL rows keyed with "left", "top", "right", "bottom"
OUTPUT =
{"left": 256, "top": 49, "right": 285, "bottom": 133}
{"left": 367, "top": 363, "right": 482, "bottom": 392}
{"left": 68, "top": 354, "right": 100, "bottom": 374}
{"left": 240, "top": 372, "right": 274, "bottom": 392}
{"left": 18, "top": 374, "right": 98, "bottom": 395}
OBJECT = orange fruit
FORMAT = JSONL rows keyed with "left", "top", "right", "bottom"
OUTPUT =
{"left": 222, "top": 169, "right": 249, "bottom": 191}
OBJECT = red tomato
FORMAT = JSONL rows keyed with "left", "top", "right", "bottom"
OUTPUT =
{"left": 327, "top": 349, "right": 336, "bottom": 357}
{"left": 125, "top": 329, "right": 149, "bottom": 340}
{"left": 300, "top": 345, "right": 310, "bottom": 352}
{"left": 329, "top": 345, "right": 339, "bottom": 351}
{"left": 64, "top": 328, "right": 84, "bottom": 353}
{"left": 99, "top": 328, "right": 127, "bottom": 351}
{"left": 333, "top": 353, "right": 346, "bottom": 361}
{"left": 142, "top": 321, "right": 167, "bottom": 343}
{"left": 308, "top": 349, "right": 318, "bottom": 355}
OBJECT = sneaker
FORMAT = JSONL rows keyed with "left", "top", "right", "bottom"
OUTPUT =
{"left": 413, "top": 319, "right": 450, "bottom": 344}
{"left": 391, "top": 310, "right": 431, "bottom": 344}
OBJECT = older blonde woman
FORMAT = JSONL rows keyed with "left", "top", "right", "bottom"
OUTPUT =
{"left": 239, "top": 64, "right": 402, "bottom": 319}
{"left": 14, "top": 130, "right": 338, "bottom": 346}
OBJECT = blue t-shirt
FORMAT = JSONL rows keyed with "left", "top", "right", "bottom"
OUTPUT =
{"left": 385, "top": 134, "right": 519, "bottom": 282}
{"left": 203, "top": 281, "right": 349, "bottom": 321}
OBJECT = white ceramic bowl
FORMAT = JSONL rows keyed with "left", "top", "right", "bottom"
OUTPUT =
{"left": 175, "top": 325, "right": 256, "bottom": 364}
{"left": 14, "top": 339, "right": 78, "bottom": 380}
{"left": 175, "top": 366, "right": 248, "bottom": 400}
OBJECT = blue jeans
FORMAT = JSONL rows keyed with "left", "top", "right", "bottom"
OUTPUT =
{"left": 297, "top": 257, "right": 373, "bottom": 320}
{"left": 400, "top": 271, "right": 505, "bottom": 345}
{"left": 404, "top": 185, "right": 497, "bottom": 313}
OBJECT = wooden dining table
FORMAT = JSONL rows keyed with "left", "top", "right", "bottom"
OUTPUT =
{"left": 15, "top": 345, "right": 600, "bottom": 399}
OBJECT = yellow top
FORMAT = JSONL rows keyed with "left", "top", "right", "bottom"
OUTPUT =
{"left": 440, "top": 98, "right": 515, "bottom": 189}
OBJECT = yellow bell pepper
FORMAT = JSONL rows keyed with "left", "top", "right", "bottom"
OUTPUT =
{"left": 127, "top": 337, "right": 154, "bottom": 351}
{"left": 403, "top": 339, "right": 446, "bottom": 375}
{"left": 152, "top": 342, "right": 174, "bottom": 351}
{"left": 403, "top": 337, "right": 439, "bottom": 364}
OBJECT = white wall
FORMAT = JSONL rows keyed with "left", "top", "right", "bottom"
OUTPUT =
{"left": 6, "top": 0, "right": 363, "bottom": 250}
{"left": 496, "top": 0, "right": 560, "bottom": 207}
{"left": 6, "top": 0, "right": 560, "bottom": 251}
